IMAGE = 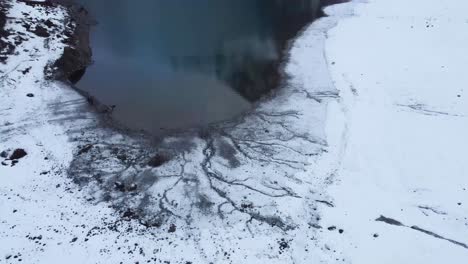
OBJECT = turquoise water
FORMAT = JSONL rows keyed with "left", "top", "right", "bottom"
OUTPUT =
{"left": 76, "top": 0, "right": 322, "bottom": 134}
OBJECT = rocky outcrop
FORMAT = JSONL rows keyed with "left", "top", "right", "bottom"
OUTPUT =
{"left": 0, "top": 0, "right": 13, "bottom": 63}
{"left": 48, "top": 0, "right": 92, "bottom": 83}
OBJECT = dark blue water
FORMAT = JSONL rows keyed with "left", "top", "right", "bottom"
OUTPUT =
{"left": 76, "top": 0, "right": 322, "bottom": 134}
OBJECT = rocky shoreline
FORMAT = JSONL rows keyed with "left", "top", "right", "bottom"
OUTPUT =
{"left": 48, "top": 0, "right": 91, "bottom": 83}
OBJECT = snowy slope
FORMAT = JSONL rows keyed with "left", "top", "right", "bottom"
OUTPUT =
{"left": 1, "top": 0, "right": 467, "bottom": 263}
{"left": 319, "top": 0, "right": 468, "bottom": 263}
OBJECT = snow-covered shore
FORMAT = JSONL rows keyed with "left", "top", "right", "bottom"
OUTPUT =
{"left": 319, "top": 0, "right": 468, "bottom": 263}
{"left": 1, "top": 0, "right": 467, "bottom": 263}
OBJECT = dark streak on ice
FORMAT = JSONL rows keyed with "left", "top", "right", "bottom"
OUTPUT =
{"left": 315, "top": 199, "right": 334, "bottom": 207}
{"left": 410, "top": 226, "right": 468, "bottom": 249}
{"left": 376, "top": 215, "right": 468, "bottom": 250}
{"left": 375, "top": 215, "right": 404, "bottom": 226}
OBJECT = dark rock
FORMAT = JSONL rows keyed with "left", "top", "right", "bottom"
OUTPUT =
{"left": 338, "top": 229, "right": 344, "bottom": 234}
{"left": 0, "top": 2, "right": 13, "bottom": 64}
{"left": 148, "top": 154, "right": 170, "bottom": 167}
{"left": 68, "top": 67, "right": 86, "bottom": 84}
{"left": 19, "top": 0, "right": 56, "bottom": 8}
{"left": 48, "top": 2, "right": 92, "bottom": 83}
{"left": 168, "top": 224, "right": 176, "bottom": 233}
{"left": 122, "top": 209, "right": 137, "bottom": 219}
{"left": 21, "top": 67, "right": 31, "bottom": 74}
{"left": 9, "top": 149, "right": 27, "bottom": 160}
{"left": 114, "top": 181, "right": 125, "bottom": 192}
{"left": 327, "top": 226, "right": 337, "bottom": 231}
{"left": 70, "top": 237, "right": 78, "bottom": 243}
{"left": 44, "top": 19, "right": 55, "bottom": 28}
{"left": 116, "top": 153, "right": 127, "bottom": 161}
{"left": 127, "top": 183, "right": 137, "bottom": 192}
{"left": 77, "top": 144, "right": 93, "bottom": 155}
{"left": 26, "top": 93, "right": 34, "bottom": 97}
{"left": 278, "top": 239, "right": 289, "bottom": 251}
{"left": 0, "top": 150, "right": 8, "bottom": 158}
{"left": 33, "top": 25, "right": 50, "bottom": 38}
{"left": 52, "top": 47, "right": 88, "bottom": 83}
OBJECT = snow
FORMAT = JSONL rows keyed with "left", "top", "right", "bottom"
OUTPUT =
{"left": 318, "top": 0, "right": 468, "bottom": 263}
{"left": 1, "top": 0, "right": 467, "bottom": 263}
